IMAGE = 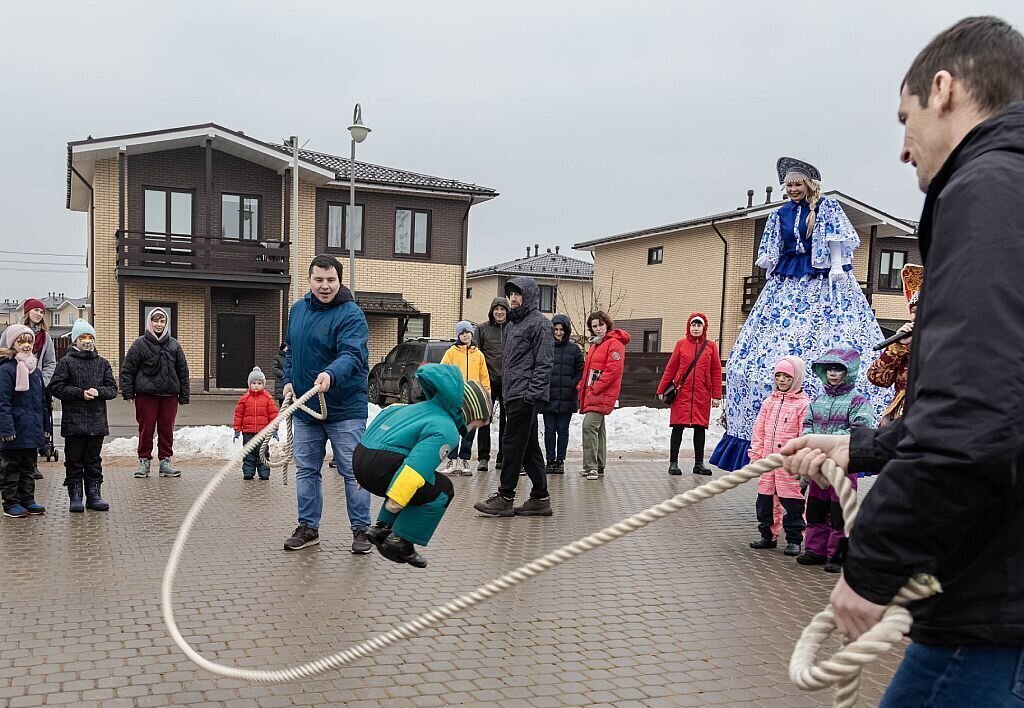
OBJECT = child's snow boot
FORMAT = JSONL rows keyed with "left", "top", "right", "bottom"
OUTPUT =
{"left": 84, "top": 480, "right": 110, "bottom": 511}
{"left": 68, "top": 480, "right": 85, "bottom": 513}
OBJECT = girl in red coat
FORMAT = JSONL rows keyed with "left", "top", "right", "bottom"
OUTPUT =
{"left": 232, "top": 367, "right": 280, "bottom": 480}
{"left": 577, "top": 311, "right": 630, "bottom": 480}
{"left": 657, "top": 313, "right": 722, "bottom": 476}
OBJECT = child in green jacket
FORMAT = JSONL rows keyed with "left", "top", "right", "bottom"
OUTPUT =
{"left": 356, "top": 364, "right": 491, "bottom": 568}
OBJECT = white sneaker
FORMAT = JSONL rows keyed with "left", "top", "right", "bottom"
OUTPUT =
{"left": 459, "top": 459, "right": 473, "bottom": 476}
{"left": 438, "top": 459, "right": 456, "bottom": 474}
{"left": 585, "top": 470, "right": 600, "bottom": 480}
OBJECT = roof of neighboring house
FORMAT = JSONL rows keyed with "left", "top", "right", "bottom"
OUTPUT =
{"left": 467, "top": 252, "right": 594, "bottom": 281}
{"left": 0, "top": 296, "right": 89, "bottom": 313}
{"left": 573, "top": 190, "right": 917, "bottom": 250}
{"left": 67, "top": 122, "right": 497, "bottom": 211}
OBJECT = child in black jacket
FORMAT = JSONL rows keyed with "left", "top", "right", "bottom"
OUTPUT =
{"left": 48, "top": 320, "right": 117, "bottom": 512}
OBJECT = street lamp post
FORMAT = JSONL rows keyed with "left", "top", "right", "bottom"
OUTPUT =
{"left": 347, "top": 104, "right": 371, "bottom": 294}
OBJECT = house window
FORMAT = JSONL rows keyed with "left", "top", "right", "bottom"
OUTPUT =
{"left": 395, "top": 209, "right": 429, "bottom": 256}
{"left": 327, "top": 203, "right": 364, "bottom": 252}
{"left": 648, "top": 246, "right": 664, "bottom": 265}
{"left": 643, "top": 330, "right": 660, "bottom": 353}
{"left": 139, "top": 302, "right": 178, "bottom": 338}
{"left": 221, "top": 194, "right": 260, "bottom": 240}
{"left": 144, "top": 188, "right": 193, "bottom": 236}
{"left": 466, "top": 287, "right": 472, "bottom": 299}
{"left": 539, "top": 285, "right": 557, "bottom": 313}
{"left": 879, "top": 249, "right": 908, "bottom": 291}
{"left": 52, "top": 313, "right": 60, "bottom": 326}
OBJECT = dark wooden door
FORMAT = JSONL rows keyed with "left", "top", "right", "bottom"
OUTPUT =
{"left": 217, "top": 314, "right": 255, "bottom": 388}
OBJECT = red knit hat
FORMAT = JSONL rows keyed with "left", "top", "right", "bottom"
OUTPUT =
{"left": 23, "top": 298, "right": 45, "bottom": 313}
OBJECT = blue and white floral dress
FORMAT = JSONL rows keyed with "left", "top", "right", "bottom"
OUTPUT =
{"left": 710, "top": 196, "right": 891, "bottom": 471}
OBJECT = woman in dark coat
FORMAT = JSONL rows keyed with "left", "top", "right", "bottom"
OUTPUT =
{"left": 119, "top": 307, "right": 189, "bottom": 478}
{"left": 543, "top": 314, "right": 584, "bottom": 474}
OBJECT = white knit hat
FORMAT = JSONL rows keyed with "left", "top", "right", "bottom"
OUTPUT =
{"left": 247, "top": 366, "right": 266, "bottom": 385}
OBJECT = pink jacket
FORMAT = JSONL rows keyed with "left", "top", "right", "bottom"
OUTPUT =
{"left": 751, "top": 356, "right": 810, "bottom": 498}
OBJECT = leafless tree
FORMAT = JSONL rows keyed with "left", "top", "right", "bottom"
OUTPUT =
{"left": 561, "top": 273, "right": 631, "bottom": 346}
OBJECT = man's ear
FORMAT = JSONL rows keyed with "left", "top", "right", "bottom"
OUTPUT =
{"left": 930, "top": 70, "right": 955, "bottom": 114}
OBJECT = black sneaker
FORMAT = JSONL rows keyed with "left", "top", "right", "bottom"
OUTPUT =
{"left": 824, "top": 560, "right": 843, "bottom": 573}
{"left": 32, "top": 469, "right": 44, "bottom": 480}
{"left": 796, "top": 552, "right": 827, "bottom": 565}
{"left": 366, "top": 523, "right": 393, "bottom": 550}
{"left": 514, "top": 496, "right": 553, "bottom": 517}
{"left": 378, "top": 535, "right": 428, "bottom": 568}
{"left": 351, "top": 528, "right": 372, "bottom": 554}
{"left": 668, "top": 462, "right": 682, "bottom": 475}
{"left": 549, "top": 461, "right": 565, "bottom": 475}
{"left": 692, "top": 463, "right": 713, "bottom": 476}
{"left": 283, "top": 524, "right": 320, "bottom": 551}
{"left": 784, "top": 543, "right": 802, "bottom": 556}
{"left": 749, "top": 537, "right": 777, "bottom": 549}
{"left": 477, "top": 457, "right": 489, "bottom": 472}
{"left": 473, "top": 493, "right": 514, "bottom": 517}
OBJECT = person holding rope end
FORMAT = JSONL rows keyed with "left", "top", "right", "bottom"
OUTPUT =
{"left": 280, "top": 254, "right": 372, "bottom": 554}
{"left": 782, "top": 16, "right": 1024, "bottom": 706}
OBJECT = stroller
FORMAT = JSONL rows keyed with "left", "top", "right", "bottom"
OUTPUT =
{"left": 35, "top": 393, "right": 58, "bottom": 478}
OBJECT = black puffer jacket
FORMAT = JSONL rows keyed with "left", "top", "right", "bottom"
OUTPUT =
{"left": 120, "top": 331, "right": 190, "bottom": 403}
{"left": 845, "top": 102, "right": 1024, "bottom": 645}
{"left": 545, "top": 314, "right": 584, "bottom": 414}
{"left": 474, "top": 297, "right": 509, "bottom": 381}
{"left": 502, "top": 277, "right": 553, "bottom": 404}
{"left": 49, "top": 348, "right": 117, "bottom": 437}
{"left": 272, "top": 344, "right": 287, "bottom": 404}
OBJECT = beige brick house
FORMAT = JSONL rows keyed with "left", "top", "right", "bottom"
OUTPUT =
{"left": 573, "top": 189, "right": 918, "bottom": 357}
{"left": 464, "top": 246, "right": 594, "bottom": 334}
{"left": 67, "top": 123, "right": 497, "bottom": 391}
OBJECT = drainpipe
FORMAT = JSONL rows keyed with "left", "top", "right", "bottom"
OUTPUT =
{"left": 459, "top": 196, "right": 477, "bottom": 320}
{"left": 710, "top": 219, "right": 729, "bottom": 347}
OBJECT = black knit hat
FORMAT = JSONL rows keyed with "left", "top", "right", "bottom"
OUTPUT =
{"left": 461, "top": 381, "right": 492, "bottom": 424}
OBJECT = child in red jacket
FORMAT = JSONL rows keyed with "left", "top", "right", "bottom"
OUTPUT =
{"left": 232, "top": 367, "right": 279, "bottom": 480}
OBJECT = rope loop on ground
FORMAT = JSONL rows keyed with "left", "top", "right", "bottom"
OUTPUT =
{"left": 162, "top": 398, "right": 939, "bottom": 706}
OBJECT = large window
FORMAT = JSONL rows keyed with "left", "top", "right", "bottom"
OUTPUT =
{"left": 327, "top": 203, "right": 365, "bottom": 252}
{"left": 221, "top": 194, "right": 260, "bottom": 240}
{"left": 539, "top": 285, "right": 557, "bottom": 313}
{"left": 394, "top": 208, "right": 430, "bottom": 256}
{"left": 144, "top": 188, "right": 193, "bottom": 236}
{"left": 643, "top": 330, "right": 660, "bottom": 353}
{"left": 648, "top": 246, "right": 664, "bottom": 265}
{"left": 879, "top": 249, "right": 908, "bottom": 291}
{"left": 52, "top": 313, "right": 60, "bottom": 326}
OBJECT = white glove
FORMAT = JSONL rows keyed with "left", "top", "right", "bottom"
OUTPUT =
{"left": 828, "top": 242, "right": 846, "bottom": 283}
{"left": 829, "top": 265, "right": 845, "bottom": 283}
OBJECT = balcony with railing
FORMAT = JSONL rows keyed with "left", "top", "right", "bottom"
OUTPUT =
{"left": 742, "top": 274, "right": 872, "bottom": 313}
{"left": 115, "top": 231, "right": 291, "bottom": 284}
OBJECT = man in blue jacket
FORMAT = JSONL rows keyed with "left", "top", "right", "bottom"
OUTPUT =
{"left": 281, "top": 255, "right": 372, "bottom": 553}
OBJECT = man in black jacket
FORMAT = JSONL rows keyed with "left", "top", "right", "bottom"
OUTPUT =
{"left": 782, "top": 16, "right": 1024, "bottom": 705}
{"left": 473, "top": 297, "right": 509, "bottom": 471}
{"left": 474, "top": 277, "right": 554, "bottom": 517}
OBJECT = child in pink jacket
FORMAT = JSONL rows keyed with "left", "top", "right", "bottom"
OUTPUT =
{"left": 747, "top": 356, "right": 810, "bottom": 556}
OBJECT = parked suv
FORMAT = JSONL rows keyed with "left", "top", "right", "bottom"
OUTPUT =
{"left": 368, "top": 338, "right": 454, "bottom": 406}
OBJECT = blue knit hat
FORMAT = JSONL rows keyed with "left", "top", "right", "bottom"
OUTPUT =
{"left": 455, "top": 320, "right": 475, "bottom": 338}
{"left": 71, "top": 318, "right": 96, "bottom": 342}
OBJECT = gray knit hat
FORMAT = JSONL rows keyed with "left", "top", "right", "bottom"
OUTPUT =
{"left": 247, "top": 366, "right": 266, "bottom": 386}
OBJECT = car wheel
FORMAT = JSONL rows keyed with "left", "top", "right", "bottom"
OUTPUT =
{"left": 399, "top": 381, "right": 412, "bottom": 404}
{"left": 368, "top": 377, "right": 384, "bottom": 406}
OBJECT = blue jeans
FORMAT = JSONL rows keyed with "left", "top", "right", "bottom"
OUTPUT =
{"left": 292, "top": 416, "right": 371, "bottom": 531}
{"left": 880, "top": 643, "right": 1024, "bottom": 707}
{"left": 448, "top": 429, "right": 476, "bottom": 460}
{"left": 543, "top": 412, "right": 572, "bottom": 463}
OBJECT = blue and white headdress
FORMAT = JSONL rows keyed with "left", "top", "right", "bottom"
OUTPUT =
{"left": 776, "top": 156, "right": 821, "bottom": 185}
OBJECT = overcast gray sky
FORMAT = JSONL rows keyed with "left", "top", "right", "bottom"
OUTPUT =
{"left": 1, "top": 0, "right": 1021, "bottom": 300}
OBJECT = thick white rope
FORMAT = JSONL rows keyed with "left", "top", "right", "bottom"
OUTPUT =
{"left": 162, "top": 394, "right": 939, "bottom": 705}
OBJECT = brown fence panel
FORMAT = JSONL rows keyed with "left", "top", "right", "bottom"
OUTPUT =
{"left": 615, "top": 351, "right": 728, "bottom": 408}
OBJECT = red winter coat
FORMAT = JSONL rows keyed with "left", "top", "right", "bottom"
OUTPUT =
{"left": 233, "top": 389, "right": 280, "bottom": 433}
{"left": 578, "top": 329, "right": 630, "bottom": 415}
{"left": 657, "top": 313, "right": 722, "bottom": 427}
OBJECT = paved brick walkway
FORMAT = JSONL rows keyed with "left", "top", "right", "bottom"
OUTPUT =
{"left": 0, "top": 456, "right": 902, "bottom": 706}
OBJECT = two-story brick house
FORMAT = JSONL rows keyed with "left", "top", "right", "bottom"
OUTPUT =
{"left": 573, "top": 189, "right": 917, "bottom": 356}
{"left": 67, "top": 123, "right": 497, "bottom": 391}
{"left": 463, "top": 245, "right": 594, "bottom": 331}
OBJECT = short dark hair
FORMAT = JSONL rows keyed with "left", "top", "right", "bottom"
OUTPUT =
{"left": 586, "top": 311, "right": 614, "bottom": 335}
{"left": 308, "top": 254, "right": 344, "bottom": 277}
{"left": 903, "top": 16, "right": 1024, "bottom": 114}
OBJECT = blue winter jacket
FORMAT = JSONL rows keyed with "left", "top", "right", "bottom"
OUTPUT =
{"left": 0, "top": 358, "right": 51, "bottom": 450}
{"left": 282, "top": 288, "right": 369, "bottom": 423}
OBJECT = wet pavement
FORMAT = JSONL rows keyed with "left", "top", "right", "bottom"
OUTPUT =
{"left": 0, "top": 454, "right": 901, "bottom": 707}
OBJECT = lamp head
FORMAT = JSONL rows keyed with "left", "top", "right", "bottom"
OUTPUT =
{"left": 348, "top": 103, "right": 371, "bottom": 144}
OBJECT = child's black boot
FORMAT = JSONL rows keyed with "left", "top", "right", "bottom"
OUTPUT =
{"left": 68, "top": 480, "right": 85, "bottom": 513}
{"left": 84, "top": 480, "right": 109, "bottom": 511}
{"left": 380, "top": 534, "right": 427, "bottom": 568}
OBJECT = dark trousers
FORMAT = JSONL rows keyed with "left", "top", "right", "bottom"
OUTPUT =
{"left": 241, "top": 433, "right": 270, "bottom": 479}
{"left": 498, "top": 398, "right": 548, "bottom": 500}
{"left": 448, "top": 429, "right": 477, "bottom": 460}
{"left": 63, "top": 435, "right": 104, "bottom": 484}
{"left": 476, "top": 377, "right": 504, "bottom": 463}
{"left": 670, "top": 424, "right": 706, "bottom": 464}
{"left": 1, "top": 448, "right": 37, "bottom": 510}
{"left": 135, "top": 394, "right": 178, "bottom": 460}
{"left": 542, "top": 412, "right": 572, "bottom": 463}
{"left": 755, "top": 493, "right": 806, "bottom": 544}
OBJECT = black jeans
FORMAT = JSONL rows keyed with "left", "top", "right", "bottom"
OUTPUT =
{"left": 755, "top": 493, "right": 806, "bottom": 544}
{"left": 670, "top": 424, "right": 706, "bottom": 464}
{"left": 498, "top": 398, "right": 548, "bottom": 500}
{"left": 542, "top": 412, "right": 572, "bottom": 463}
{"left": 1, "top": 448, "right": 37, "bottom": 510}
{"left": 63, "top": 435, "right": 104, "bottom": 484}
{"left": 477, "top": 377, "right": 504, "bottom": 463}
